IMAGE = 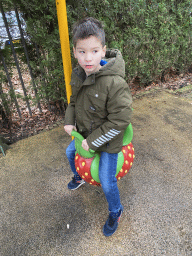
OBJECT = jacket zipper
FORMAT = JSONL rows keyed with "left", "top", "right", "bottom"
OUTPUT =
{"left": 90, "top": 120, "right": 94, "bottom": 134}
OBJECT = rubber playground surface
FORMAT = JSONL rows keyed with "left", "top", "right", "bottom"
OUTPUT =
{"left": 0, "top": 87, "right": 192, "bottom": 255}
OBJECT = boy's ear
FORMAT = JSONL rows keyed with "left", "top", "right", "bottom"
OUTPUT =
{"left": 73, "top": 47, "right": 77, "bottom": 58}
{"left": 102, "top": 45, "right": 106, "bottom": 58}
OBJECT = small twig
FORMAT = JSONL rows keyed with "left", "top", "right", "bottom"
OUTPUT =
{"left": 0, "top": 146, "right": 6, "bottom": 156}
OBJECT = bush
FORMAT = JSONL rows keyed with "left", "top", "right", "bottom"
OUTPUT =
{"left": 67, "top": 0, "right": 192, "bottom": 85}
{"left": 1, "top": 0, "right": 192, "bottom": 110}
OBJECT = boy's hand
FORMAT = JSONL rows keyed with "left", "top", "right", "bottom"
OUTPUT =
{"left": 82, "top": 139, "right": 89, "bottom": 151}
{"left": 64, "top": 125, "right": 76, "bottom": 136}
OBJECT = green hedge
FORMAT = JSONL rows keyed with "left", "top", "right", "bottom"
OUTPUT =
{"left": 1, "top": 0, "right": 192, "bottom": 107}
{"left": 67, "top": 0, "right": 192, "bottom": 85}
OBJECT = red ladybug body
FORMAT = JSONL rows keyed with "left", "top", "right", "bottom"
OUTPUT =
{"left": 75, "top": 142, "right": 135, "bottom": 186}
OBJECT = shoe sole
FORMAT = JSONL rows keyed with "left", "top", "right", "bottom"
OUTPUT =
{"left": 68, "top": 180, "right": 86, "bottom": 191}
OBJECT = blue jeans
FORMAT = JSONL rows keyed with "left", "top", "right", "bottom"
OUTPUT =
{"left": 66, "top": 140, "right": 122, "bottom": 213}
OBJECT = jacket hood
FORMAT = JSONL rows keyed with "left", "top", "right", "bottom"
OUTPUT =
{"left": 98, "top": 49, "right": 125, "bottom": 78}
{"left": 73, "top": 49, "right": 125, "bottom": 81}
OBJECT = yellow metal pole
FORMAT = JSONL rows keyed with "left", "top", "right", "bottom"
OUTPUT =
{"left": 56, "top": 0, "right": 72, "bottom": 104}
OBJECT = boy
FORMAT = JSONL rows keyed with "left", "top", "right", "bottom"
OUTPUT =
{"left": 64, "top": 17, "right": 132, "bottom": 236}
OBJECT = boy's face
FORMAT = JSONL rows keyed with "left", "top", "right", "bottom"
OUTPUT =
{"left": 73, "top": 36, "right": 106, "bottom": 76}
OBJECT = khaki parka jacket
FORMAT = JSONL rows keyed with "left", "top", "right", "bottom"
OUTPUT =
{"left": 64, "top": 49, "right": 132, "bottom": 153}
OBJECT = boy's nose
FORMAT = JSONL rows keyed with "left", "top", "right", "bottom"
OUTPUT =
{"left": 85, "top": 53, "right": 92, "bottom": 61}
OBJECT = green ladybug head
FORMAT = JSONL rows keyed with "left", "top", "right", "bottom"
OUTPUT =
{"left": 71, "top": 130, "right": 95, "bottom": 158}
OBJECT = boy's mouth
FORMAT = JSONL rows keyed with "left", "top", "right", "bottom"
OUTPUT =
{"left": 85, "top": 65, "right": 93, "bottom": 69}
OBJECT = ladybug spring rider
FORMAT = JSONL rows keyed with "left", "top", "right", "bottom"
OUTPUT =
{"left": 71, "top": 123, "right": 135, "bottom": 186}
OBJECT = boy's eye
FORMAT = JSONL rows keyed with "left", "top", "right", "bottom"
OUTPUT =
{"left": 93, "top": 50, "right": 98, "bottom": 53}
{"left": 79, "top": 51, "right": 85, "bottom": 54}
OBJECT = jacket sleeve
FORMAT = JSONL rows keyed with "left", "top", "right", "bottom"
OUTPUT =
{"left": 86, "top": 76, "right": 132, "bottom": 151}
{"left": 64, "top": 82, "right": 76, "bottom": 126}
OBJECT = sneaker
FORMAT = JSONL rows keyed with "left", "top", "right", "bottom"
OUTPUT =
{"left": 68, "top": 175, "right": 85, "bottom": 190}
{"left": 103, "top": 207, "right": 123, "bottom": 237}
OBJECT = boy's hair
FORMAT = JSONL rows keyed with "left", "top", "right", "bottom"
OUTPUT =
{"left": 72, "top": 17, "right": 105, "bottom": 48}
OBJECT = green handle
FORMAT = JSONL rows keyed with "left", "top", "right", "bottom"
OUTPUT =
{"left": 123, "top": 123, "right": 133, "bottom": 145}
{"left": 71, "top": 130, "right": 84, "bottom": 142}
{"left": 71, "top": 123, "right": 133, "bottom": 158}
{"left": 71, "top": 130, "right": 95, "bottom": 158}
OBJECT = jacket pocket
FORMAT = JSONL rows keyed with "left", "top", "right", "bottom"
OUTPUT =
{"left": 84, "top": 89, "right": 108, "bottom": 118}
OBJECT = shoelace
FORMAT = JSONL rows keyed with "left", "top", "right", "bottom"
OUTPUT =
{"left": 72, "top": 177, "right": 76, "bottom": 183}
{"left": 108, "top": 211, "right": 121, "bottom": 227}
{"left": 73, "top": 175, "right": 81, "bottom": 183}
{"left": 108, "top": 215, "right": 116, "bottom": 227}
